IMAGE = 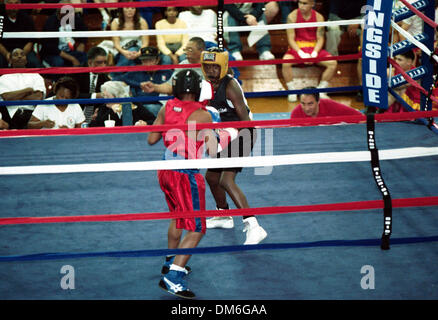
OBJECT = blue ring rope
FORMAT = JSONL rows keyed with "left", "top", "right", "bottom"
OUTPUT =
{"left": 0, "top": 86, "right": 362, "bottom": 106}
{"left": 0, "top": 235, "right": 437, "bottom": 262}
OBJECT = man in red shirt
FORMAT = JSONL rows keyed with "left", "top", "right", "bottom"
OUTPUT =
{"left": 290, "top": 89, "right": 363, "bottom": 118}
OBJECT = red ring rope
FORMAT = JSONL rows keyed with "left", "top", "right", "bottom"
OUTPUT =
{"left": 0, "top": 111, "right": 437, "bottom": 138}
{"left": 0, "top": 196, "right": 436, "bottom": 226}
{"left": 5, "top": 0, "right": 293, "bottom": 10}
{"left": 0, "top": 54, "right": 362, "bottom": 75}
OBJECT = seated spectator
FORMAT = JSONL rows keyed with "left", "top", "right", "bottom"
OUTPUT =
{"left": 0, "top": 0, "right": 43, "bottom": 68}
{"left": 137, "top": 0, "right": 160, "bottom": 30}
{"left": 263, "top": 1, "right": 298, "bottom": 24}
{"left": 89, "top": 81, "right": 151, "bottom": 127}
{"left": 40, "top": 0, "right": 88, "bottom": 68}
{"left": 0, "top": 108, "right": 9, "bottom": 130}
{"left": 325, "top": 0, "right": 365, "bottom": 56}
{"left": 179, "top": 6, "right": 217, "bottom": 47}
{"left": 111, "top": 0, "right": 149, "bottom": 67}
{"left": 224, "top": 2, "right": 275, "bottom": 61}
{"left": 387, "top": 50, "right": 421, "bottom": 113}
{"left": 72, "top": 46, "right": 111, "bottom": 124}
{"left": 141, "top": 37, "right": 207, "bottom": 95}
{"left": 290, "top": 88, "right": 362, "bottom": 118}
{"left": 0, "top": 48, "right": 46, "bottom": 129}
{"left": 155, "top": 7, "right": 189, "bottom": 65}
{"left": 282, "top": 0, "right": 337, "bottom": 102}
{"left": 28, "top": 76, "right": 85, "bottom": 129}
{"left": 141, "top": 37, "right": 240, "bottom": 95}
{"left": 93, "top": 0, "right": 119, "bottom": 30}
{"left": 114, "top": 46, "right": 172, "bottom": 120}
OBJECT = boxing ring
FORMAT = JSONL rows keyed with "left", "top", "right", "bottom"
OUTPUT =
{"left": 0, "top": 0, "right": 438, "bottom": 300}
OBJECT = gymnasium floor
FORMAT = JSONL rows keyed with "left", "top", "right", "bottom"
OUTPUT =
{"left": 0, "top": 115, "right": 437, "bottom": 300}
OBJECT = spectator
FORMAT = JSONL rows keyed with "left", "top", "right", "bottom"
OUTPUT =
{"left": 72, "top": 46, "right": 111, "bottom": 124}
{"left": 155, "top": 7, "right": 189, "bottom": 66}
{"left": 93, "top": 0, "right": 119, "bottom": 30}
{"left": 111, "top": 0, "right": 149, "bottom": 67}
{"left": 141, "top": 37, "right": 206, "bottom": 95}
{"left": 28, "top": 76, "right": 85, "bottom": 129}
{"left": 223, "top": 2, "right": 275, "bottom": 61}
{"left": 282, "top": 0, "right": 337, "bottom": 102}
{"left": 40, "top": 0, "right": 88, "bottom": 68}
{"left": 89, "top": 81, "right": 151, "bottom": 127}
{"left": 114, "top": 46, "right": 172, "bottom": 121}
{"left": 264, "top": 1, "right": 298, "bottom": 24}
{"left": 290, "top": 88, "right": 363, "bottom": 118}
{"left": 137, "top": 0, "right": 160, "bottom": 30}
{"left": 325, "top": 0, "right": 366, "bottom": 56}
{"left": 179, "top": 6, "right": 217, "bottom": 46}
{"left": 0, "top": 48, "right": 46, "bottom": 129}
{"left": 0, "top": 108, "right": 9, "bottom": 130}
{"left": 387, "top": 51, "right": 421, "bottom": 113}
{"left": 0, "top": 0, "right": 44, "bottom": 68}
{"left": 393, "top": 0, "right": 424, "bottom": 43}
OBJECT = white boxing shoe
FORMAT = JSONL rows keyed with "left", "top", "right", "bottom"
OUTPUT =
{"left": 206, "top": 216, "right": 234, "bottom": 229}
{"left": 243, "top": 217, "right": 267, "bottom": 245}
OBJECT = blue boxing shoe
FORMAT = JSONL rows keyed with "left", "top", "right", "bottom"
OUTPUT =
{"left": 161, "top": 255, "right": 191, "bottom": 275}
{"left": 159, "top": 269, "right": 196, "bottom": 299}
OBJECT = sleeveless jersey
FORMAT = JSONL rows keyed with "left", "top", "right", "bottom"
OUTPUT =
{"left": 208, "top": 75, "right": 250, "bottom": 122}
{"left": 295, "top": 9, "right": 317, "bottom": 48}
{"left": 162, "top": 98, "right": 207, "bottom": 160}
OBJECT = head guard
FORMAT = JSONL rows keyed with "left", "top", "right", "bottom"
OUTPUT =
{"left": 172, "top": 69, "right": 202, "bottom": 100}
{"left": 200, "top": 47, "right": 229, "bottom": 80}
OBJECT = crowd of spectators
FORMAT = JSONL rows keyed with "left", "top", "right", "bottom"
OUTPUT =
{"left": 0, "top": 0, "right": 434, "bottom": 131}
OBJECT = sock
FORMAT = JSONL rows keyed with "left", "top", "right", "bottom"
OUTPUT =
{"left": 216, "top": 204, "right": 229, "bottom": 210}
{"left": 170, "top": 264, "right": 187, "bottom": 273}
{"left": 243, "top": 216, "right": 259, "bottom": 227}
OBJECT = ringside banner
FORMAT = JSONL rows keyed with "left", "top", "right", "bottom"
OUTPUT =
{"left": 362, "top": 0, "right": 394, "bottom": 110}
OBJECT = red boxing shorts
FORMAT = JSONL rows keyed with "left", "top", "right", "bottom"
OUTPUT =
{"left": 158, "top": 169, "right": 206, "bottom": 234}
{"left": 286, "top": 47, "right": 332, "bottom": 62}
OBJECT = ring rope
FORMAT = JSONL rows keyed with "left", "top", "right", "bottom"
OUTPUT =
{"left": 399, "top": 0, "right": 438, "bottom": 29}
{"left": 2, "top": 0, "right": 324, "bottom": 10}
{"left": 1, "top": 111, "right": 437, "bottom": 138}
{"left": 0, "top": 0, "right": 437, "bottom": 262}
{"left": 0, "top": 85, "right": 363, "bottom": 107}
{"left": 2, "top": 19, "right": 364, "bottom": 39}
{"left": 390, "top": 20, "right": 438, "bottom": 64}
{"left": 0, "top": 196, "right": 437, "bottom": 226}
{"left": 0, "top": 53, "right": 363, "bottom": 76}
{"left": 392, "top": 0, "right": 429, "bottom": 23}
{"left": 1, "top": 146, "right": 437, "bottom": 175}
{"left": 1, "top": 235, "right": 438, "bottom": 263}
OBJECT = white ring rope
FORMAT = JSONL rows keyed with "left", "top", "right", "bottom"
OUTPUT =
{"left": 2, "top": 19, "right": 364, "bottom": 39}
{"left": 1, "top": 146, "right": 437, "bottom": 175}
{"left": 390, "top": 19, "right": 438, "bottom": 64}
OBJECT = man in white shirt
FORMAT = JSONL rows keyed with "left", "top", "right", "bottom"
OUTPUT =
{"left": 28, "top": 77, "right": 85, "bottom": 129}
{"left": 0, "top": 48, "right": 46, "bottom": 129}
{"left": 178, "top": 6, "right": 217, "bottom": 46}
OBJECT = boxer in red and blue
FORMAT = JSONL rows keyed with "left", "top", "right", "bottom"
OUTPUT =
{"left": 148, "top": 69, "right": 217, "bottom": 299}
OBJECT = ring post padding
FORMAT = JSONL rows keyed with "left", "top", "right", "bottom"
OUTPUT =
{"left": 362, "top": 0, "right": 394, "bottom": 110}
